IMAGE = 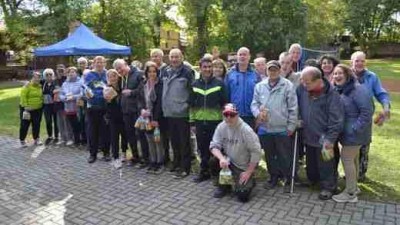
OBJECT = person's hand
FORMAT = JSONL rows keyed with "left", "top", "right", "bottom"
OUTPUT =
{"left": 384, "top": 110, "right": 390, "bottom": 120}
{"left": 324, "top": 142, "right": 333, "bottom": 150}
{"left": 239, "top": 171, "right": 252, "bottom": 185}
{"left": 219, "top": 157, "right": 230, "bottom": 169}
{"left": 287, "top": 130, "right": 294, "bottom": 136}
{"left": 296, "top": 120, "right": 303, "bottom": 128}
{"left": 122, "top": 89, "right": 132, "bottom": 96}
{"left": 151, "top": 121, "right": 159, "bottom": 127}
{"left": 190, "top": 126, "right": 196, "bottom": 134}
{"left": 141, "top": 109, "right": 150, "bottom": 117}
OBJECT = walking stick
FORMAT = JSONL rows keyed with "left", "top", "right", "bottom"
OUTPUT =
{"left": 290, "top": 131, "right": 298, "bottom": 194}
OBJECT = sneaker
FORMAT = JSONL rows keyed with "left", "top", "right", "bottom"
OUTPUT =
{"left": 332, "top": 192, "right": 358, "bottom": 203}
{"left": 318, "top": 190, "right": 333, "bottom": 200}
{"left": 213, "top": 186, "right": 230, "bottom": 198}
{"left": 146, "top": 165, "right": 155, "bottom": 174}
{"left": 45, "top": 137, "right": 53, "bottom": 145}
{"left": 20, "top": 141, "right": 28, "bottom": 148}
{"left": 169, "top": 166, "right": 179, "bottom": 173}
{"left": 174, "top": 170, "right": 189, "bottom": 179}
{"left": 103, "top": 155, "right": 112, "bottom": 162}
{"left": 137, "top": 161, "right": 148, "bottom": 169}
{"left": 87, "top": 156, "right": 96, "bottom": 163}
{"left": 126, "top": 159, "right": 137, "bottom": 167}
{"left": 112, "top": 159, "right": 122, "bottom": 169}
{"left": 193, "top": 173, "right": 211, "bottom": 183}
{"left": 283, "top": 181, "right": 291, "bottom": 193}
{"left": 264, "top": 177, "right": 278, "bottom": 190}
{"left": 154, "top": 166, "right": 164, "bottom": 175}
{"left": 66, "top": 140, "right": 74, "bottom": 146}
{"left": 34, "top": 139, "right": 43, "bottom": 145}
{"left": 56, "top": 140, "right": 65, "bottom": 145}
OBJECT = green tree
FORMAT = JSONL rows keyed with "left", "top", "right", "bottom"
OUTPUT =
{"left": 222, "top": 0, "right": 307, "bottom": 57}
{"left": 303, "top": 0, "right": 346, "bottom": 48}
{"left": 81, "top": 0, "right": 155, "bottom": 59}
{"left": 345, "top": 0, "right": 400, "bottom": 52}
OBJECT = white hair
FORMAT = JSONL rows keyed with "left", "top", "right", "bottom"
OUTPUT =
{"left": 351, "top": 51, "right": 366, "bottom": 60}
{"left": 289, "top": 43, "right": 302, "bottom": 53}
{"left": 42, "top": 68, "right": 55, "bottom": 77}
{"left": 77, "top": 57, "right": 88, "bottom": 64}
{"left": 169, "top": 48, "right": 182, "bottom": 57}
{"left": 254, "top": 57, "right": 266, "bottom": 64}
{"left": 112, "top": 58, "right": 127, "bottom": 69}
{"left": 203, "top": 53, "right": 213, "bottom": 60}
{"left": 237, "top": 47, "right": 250, "bottom": 55}
{"left": 150, "top": 48, "right": 164, "bottom": 57}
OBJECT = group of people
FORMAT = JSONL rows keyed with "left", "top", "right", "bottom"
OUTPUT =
{"left": 19, "top": 43, "right": 391, "bottom": 204}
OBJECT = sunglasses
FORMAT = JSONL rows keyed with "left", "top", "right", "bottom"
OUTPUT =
{"left": 223, "top": 112, "right": 238, "bottom": 118}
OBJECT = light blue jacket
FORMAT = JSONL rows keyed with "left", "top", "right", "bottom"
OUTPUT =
{"left": 357, "top": 69, "right": 390, "bottom": 109}
{"left": 251, "top": 77, "right": 298, "bottom": 133}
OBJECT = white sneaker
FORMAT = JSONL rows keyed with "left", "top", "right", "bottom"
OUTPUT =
{"left": 120, "top": 153, "right": 127, "bottom": 162}
{"left": 21, "top": 141, "right": 28, "bottom": 148}
{"left": 66, "top": 140, "right": 74, "bottom": 146}
{"left": 34, "top": 139, "right": 43, "bottom": 145}
{"left": 56, "top": 140, "right": 65, "bottom": 145}
{"left": 332, "top": 192, "right": 358, "bottom": 203}
{"left": 113, "top": 159, "right": 122, "bottom": 169}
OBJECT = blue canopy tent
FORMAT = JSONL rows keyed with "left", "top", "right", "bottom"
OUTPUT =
{"left": 34, "top": 24, "right": 131, "bottom": 56}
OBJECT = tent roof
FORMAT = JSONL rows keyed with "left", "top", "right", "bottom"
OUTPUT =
{"left": 34, "top": 24, "right": 131, "bottom": 56}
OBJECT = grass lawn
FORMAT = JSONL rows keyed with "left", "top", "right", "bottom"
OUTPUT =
{"left": 1, "top": 59, "right": 400, "bottom": 202}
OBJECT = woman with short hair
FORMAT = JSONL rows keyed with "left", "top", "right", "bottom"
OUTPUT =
{"left": 212, "top": 59, "right": 227, "bottom": 81}
{"left": 319, "top": 55, "right": 340, "bottom": 82}
{"left": 41, "top": 68, "right": 58, "bottom": 145}
{"left": 19, "top": 72, "right": 43, "bottom": 147}
{"left": 332, "top": 64, "right": 373, "bottom": 203}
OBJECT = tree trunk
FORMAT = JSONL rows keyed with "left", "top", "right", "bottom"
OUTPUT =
{"left": 197, "top": 3, "right": 210, "bottom": 58}
{"left": 0, "top": 50, "right": 6, "bottom": 66}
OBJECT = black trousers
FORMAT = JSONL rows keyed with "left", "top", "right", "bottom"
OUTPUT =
{"left": 159, "top": 117, "right": 170, "bottom": 163}
{"left": 86, "top": 108, "right": 107, "bottom": 158}
{"left": 305, "top": 145, "right": 337, "bottom": 192}
{"left": 168, "top": 117, "right": 191, "bottom": 173}
{"left": 138, "top": 129, "right": 149, "bottom": 161}
{"left": 43, "top": 104, "right": 58, "bottom": 139}
{"left": 259, "top": 134, "right": 293, "bottom": 180}
{"left": 79, "top": 106, "right": 87, "bottom": 144}
{"left": 123, "top": 112, "right": 139, "bottom": 158}
{"left": 19, "top": 106, "right": 42, "bottom": 141}
{"left": 195, "top": 121, "right": 219, "bottom": 173}
{"left": 110, "top": 114, "right": 126, "bottom": 159}
{"left": 66, "top": 114, "right": 81, "bottom": 144}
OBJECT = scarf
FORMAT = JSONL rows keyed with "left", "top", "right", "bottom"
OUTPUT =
{"left": 144, "top": 79, "right": 158, "bottom": 112}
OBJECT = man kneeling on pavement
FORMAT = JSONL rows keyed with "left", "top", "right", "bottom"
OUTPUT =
{"left": 209, "top": 103, "right": 262, "bottom": 203}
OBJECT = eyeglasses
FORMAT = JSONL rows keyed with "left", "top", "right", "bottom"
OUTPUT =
{"left": 223, "top": 112, "right": 238, "bottom": 118}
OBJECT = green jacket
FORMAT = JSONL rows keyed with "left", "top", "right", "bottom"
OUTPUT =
{"left": 20, "top": 82, "right": 43, "bottom": 110}
{"left": 190, "top": 76, "right": 227, "bottom": 122}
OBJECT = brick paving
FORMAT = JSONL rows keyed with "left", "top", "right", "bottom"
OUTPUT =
{"left": 0, "top": 136, "right": 399, "bottom": 225}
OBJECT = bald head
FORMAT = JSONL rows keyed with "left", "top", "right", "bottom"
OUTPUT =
{"left": 301, "top": 66, "right": 323, "bottom": 91}
{"left": 169, "top": 48, "right": 183, "bottom": 68}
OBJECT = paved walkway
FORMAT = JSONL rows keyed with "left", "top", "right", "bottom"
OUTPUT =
{"left": 0, "top": 136, "right": 399, "bottom": 225}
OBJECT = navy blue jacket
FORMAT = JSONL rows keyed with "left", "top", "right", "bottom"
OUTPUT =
{"left": 297, "top": 78, "right": 344, "bottom": 147}
{"left": 335, "top": 77, "right": 373, "bottom": 146}
{"left": 225, "top": 64, "right": 258, "bottom": 117}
